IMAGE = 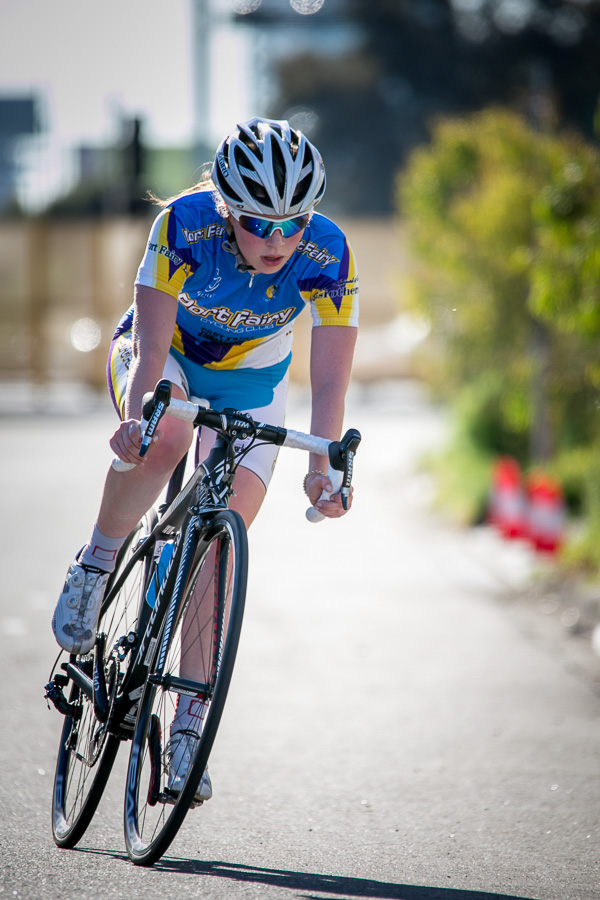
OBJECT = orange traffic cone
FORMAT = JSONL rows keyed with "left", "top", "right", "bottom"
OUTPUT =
{"left": 526, "top": 471, "right": 565, "bottom": 555}
{"left": 488, "top": 457, "right": 527, "bottom": 539}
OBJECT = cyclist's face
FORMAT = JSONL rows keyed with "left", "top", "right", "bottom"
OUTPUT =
{"left": 229, "top": 217, "right": 306, "bottom": 275}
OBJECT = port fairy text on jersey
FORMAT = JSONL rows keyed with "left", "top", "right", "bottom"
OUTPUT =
{"left": 182, "top": 224, "right": 226, "bottom": 244}
{"left": 179, "top": 295, "right": 296, "bottom": 329}
{"left": 147, "top": 242, "right": 184, "bottom": 266}
{"left": 296, "top": 240, "right": 340, "bottom": 268}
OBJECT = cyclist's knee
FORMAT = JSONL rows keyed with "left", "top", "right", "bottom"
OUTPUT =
{"left": 147, "top": 418, "right": 193, "bottom": 473}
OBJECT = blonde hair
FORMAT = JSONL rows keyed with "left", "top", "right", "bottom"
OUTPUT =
{"left": 148, "top": 164, "right": 228, "bottom": 216}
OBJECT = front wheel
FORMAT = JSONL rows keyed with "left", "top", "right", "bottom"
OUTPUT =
{"left": 124, "top": 509, "right": 248, "bottom": 866}
{"left": 51, "top": 512, "right": 156, "bottom": 848}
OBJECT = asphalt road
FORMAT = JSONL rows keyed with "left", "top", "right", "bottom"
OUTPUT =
{"left": 0, "top": 381, "right": 598, "bottom": 900}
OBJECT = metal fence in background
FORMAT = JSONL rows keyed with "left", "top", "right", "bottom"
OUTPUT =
{"left": 1, "top": 217, "right": 150, "bottom": 391}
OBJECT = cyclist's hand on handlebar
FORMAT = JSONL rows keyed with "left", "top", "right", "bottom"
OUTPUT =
{"left": 305, "top": 472, "right": 353, "bottom": 518}
{"left": 109, "top": 419, "right": 160, "bottom": 467}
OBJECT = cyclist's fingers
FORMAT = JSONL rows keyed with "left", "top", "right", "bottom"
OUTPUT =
{"left": 305, "top": 473, "right": 333, "bottom": 506}
{"left": 109, "top": 419, "right": 144, "bottom": 464}
{"left": 314, "top": 499, "right": 346, "bottom": 518}
{"left": 315, "top": 486, "right": 353, "bottom": 518}
{"left": 111, "top": 421, "right": 164, "bottom": 465}
{"left": 126, "top": 420, "right": 142, "bottom": 445}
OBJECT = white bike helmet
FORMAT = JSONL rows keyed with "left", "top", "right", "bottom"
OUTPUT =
{"left": 212, "top": 117, "right": 326, "bottom": 217}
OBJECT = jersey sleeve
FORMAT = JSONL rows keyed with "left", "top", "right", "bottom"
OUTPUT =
{"left": 297, "top": 231, "right": 359, "bottom": 328}
{"left": 135, "top": 206, "right": 194, "bottom": 299}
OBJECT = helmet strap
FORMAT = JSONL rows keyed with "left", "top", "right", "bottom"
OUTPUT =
{"left": 222, "top": 218, "right": 254, "bottom": 273}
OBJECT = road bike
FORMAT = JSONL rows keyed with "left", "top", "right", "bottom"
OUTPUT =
{"left": 45, "top": 379, "right": 360, "bottom": 866}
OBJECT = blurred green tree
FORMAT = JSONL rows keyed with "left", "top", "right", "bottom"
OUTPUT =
{"left": 399, "top": 108, "right": 600, "bottom": 463}
{"left": 398, "top": 109, "right": 600, "bottom": 561}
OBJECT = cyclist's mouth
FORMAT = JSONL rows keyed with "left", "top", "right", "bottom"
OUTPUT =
{"left": 261, "top": 254, "right": 285, "bottom": 268}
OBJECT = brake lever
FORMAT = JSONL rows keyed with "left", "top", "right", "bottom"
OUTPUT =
{"left": 340, "top": 450, "right": 356, "bottom": 511}
{"left": 139, "top": 379, "right": 172, "bottom": 458}
{"left": 336, "top": 428, "right": 361, "bottom": 511}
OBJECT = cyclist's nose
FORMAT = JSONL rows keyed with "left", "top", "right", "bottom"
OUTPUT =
{"left": 265, "top": 228, "right": 285, "bottom": 249}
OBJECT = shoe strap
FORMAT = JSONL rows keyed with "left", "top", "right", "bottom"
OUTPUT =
{"left": 172, "top": 728, "right": 201, "bottom": 739}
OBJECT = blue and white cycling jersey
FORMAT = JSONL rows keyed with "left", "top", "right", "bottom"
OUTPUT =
{"left": 127, "top": 189, "right": 359, "bottom": 372}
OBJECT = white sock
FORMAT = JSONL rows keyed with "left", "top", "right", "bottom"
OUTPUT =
{"left": 79, "top": 525, "right": 126, "bottom": 573}
{"left": 171, "top": 695, "right": 209, "bottom": 736}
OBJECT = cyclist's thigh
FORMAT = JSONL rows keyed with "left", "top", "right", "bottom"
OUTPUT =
{"left": 107, "top": 320, "right": 191, "bottom": 418}
{"left": 107, "top": 326, "right": 194, "bottom": 453}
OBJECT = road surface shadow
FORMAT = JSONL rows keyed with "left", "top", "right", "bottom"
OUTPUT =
{"left": 153, "top": 859, "right": 539, "bottom": 900}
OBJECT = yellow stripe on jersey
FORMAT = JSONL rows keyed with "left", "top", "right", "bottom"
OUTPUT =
{"left": 302, "top": 242, "right": 359, "bottom": 328}
{"left": 201, "top": 335, "right": 269, "bottom": 370}
{"left": 147, "top": 210, "right": 191, "bottom": 298}
{"left": 171, "top": 324, "right": 185, "bottom": 356}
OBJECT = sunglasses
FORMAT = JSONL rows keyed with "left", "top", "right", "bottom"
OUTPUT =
{"left": 229, "top": 208, "right": 310, "bottom": 239}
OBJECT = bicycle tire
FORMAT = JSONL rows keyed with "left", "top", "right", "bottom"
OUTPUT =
{"left": 51, "top": 512, "right": 156, "bottom": 848}
{"left": 124, "top": 508, "right": 248, "bottom": 866}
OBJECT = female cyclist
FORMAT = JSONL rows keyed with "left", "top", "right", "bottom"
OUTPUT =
{"left": 51, "top": 117, "right": 358, "bottom": 802}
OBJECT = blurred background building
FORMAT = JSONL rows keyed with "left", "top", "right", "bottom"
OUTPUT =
{"left": 0, "top": 97, "right": 40, "bottom": 212}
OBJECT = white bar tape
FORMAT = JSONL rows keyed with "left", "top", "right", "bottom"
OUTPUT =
{"left": 166, "top": 397, "right": 203, "bottom": 422}
{"left": 283, "top": 429, "right": 330, "bottom": 456}
{"left": 112, "top": 457, "right": 136, "bottom": 473}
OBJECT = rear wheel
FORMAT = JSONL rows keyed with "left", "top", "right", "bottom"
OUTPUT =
{"left": 124, "top": 509, "right": 248, "bottom": 866}
{"left": 51, "top": 512, "right": 156, "bottom": 848}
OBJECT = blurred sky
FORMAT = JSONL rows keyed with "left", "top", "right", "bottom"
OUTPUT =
{"left": 0, "top": 0, "right": 195, "bottom": 147}
{"left": 1, "top": 0, "right": 202, "bottom": 207}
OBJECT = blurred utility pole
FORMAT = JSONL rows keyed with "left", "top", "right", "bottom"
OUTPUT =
{"left": 528, "top": 60, "right": 554, "bottom": 464}
{"left": 189, "top": 0, "right": 256, "bottom": 163}
{"left": 123, "top": 116, "right": 146, "bottom": 214}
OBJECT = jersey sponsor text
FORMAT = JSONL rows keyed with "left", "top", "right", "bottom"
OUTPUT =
{"left": 179, "top": 294, "right": 296, "bottom": 330}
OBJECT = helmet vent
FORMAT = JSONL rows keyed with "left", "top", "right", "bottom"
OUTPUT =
{"left": 270, "top": 141, "right": 287, "bottom": 197}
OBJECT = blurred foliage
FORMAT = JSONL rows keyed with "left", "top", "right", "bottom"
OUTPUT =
{"left": 422, "top": 388, "right": 496, "bottom": 527}
{"left": 398, "top": 107, "right": 600, "bottom": 568}
{"left": 551, "top": 447, "right": 600, "bottom": 571}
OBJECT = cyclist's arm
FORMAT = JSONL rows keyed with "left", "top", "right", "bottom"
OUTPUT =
{"left": 110, "top": 285, "right": 178, "bottom": 465}
{"left": 124, "top": 285, "right": 178, "bottom": 421}
{"left": 121, "top": 203, "right": 189, "bottom": 425}
{"left": 306, "top": 324, "right": 357, "bottom": 514}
